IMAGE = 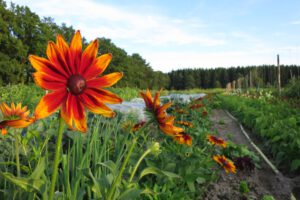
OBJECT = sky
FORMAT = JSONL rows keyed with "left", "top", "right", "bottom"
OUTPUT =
{"left": 10, "top": 0, "right": 300, "bottom": 72}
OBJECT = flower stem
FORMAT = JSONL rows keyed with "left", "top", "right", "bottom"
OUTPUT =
{"left": 107, "top": 137, "right": 137, "bottom": 200}
{"left": 49, "top": 115, "right": 64, "bottom": 200}
{"left": 14, "top": 134, "right": 20, "bottom": 177}
{"left": 129, "top": 149, "right": 151, "bottom": 183}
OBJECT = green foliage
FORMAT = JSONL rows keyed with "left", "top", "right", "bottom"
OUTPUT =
{"left": 284, "top": 78, "right": 300, "bottom": 98}
{"left": 0, "top": 84, "right": 44, "bottom": 110}
{"left": 261, "top": 195, "right": 275, "bottom": 200}
{"left": 220, "top": 94, "right": 300, "bottom": 171}
{"left": 239, "top": 180, "right": 249, "bottom": 194}
{"left": 0, "top": 90, "right": 223, "bottom": 199}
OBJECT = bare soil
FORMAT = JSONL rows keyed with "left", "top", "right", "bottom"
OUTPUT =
{"left": 203, "top": 109, "right": 295, "bottom": 200}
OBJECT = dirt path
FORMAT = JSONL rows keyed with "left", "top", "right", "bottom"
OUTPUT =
{"left": 203, "top": 109, "right": 293, "bottom": 200}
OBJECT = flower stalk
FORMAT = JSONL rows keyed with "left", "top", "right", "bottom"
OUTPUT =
{"left": 14, "top": 133, "right": 21, "bottom": 177}
{"left": 49, "top": 115, "right": 65, "bottom": 200}
{"left": 129, "top": 142, "right": 160, "bottom": 183}
{"left": 107, "top": 137, "right": 138, "bottom": 200}
{"left": 129, "top": 149, "right": 151, "bottom": 183}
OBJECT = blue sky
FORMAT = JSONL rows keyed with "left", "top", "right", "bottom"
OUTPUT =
{"left": 10, "top": 0, "right": 300, "bottom": 72}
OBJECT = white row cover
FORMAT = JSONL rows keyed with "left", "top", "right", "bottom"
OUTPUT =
{"left": 108, "top": 93, "right": 206, "bottom": 121}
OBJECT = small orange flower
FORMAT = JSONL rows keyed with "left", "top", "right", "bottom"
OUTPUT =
{"left": 29, "top": 31, "right": 122, "bottom": 132}
{"left": 140, "top": 89, "right": 183, "bottom": 135}
{"left": 131, "top": 121, "right": 146, "bottom": 132}
{"left": 174, "top": 132, "right": 192, "bottom": 146}
{"left": 213, "top": 155, "right": 236, "bottom": 173}
{"left": 176, "top": 120, "right": 193, "bottom": 128}
{"left": 207, "top": 135, "right": 227, "bottom": 148}
{"left": 0, "top": 103, "right": 35, "bottom": 135}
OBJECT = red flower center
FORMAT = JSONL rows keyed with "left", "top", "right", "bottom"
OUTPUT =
{"left": 67, "top": 74, "right": 86, "bottom": 95}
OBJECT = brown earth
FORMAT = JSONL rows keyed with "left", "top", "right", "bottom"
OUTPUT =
{"left": 203, "top": 109, "right": 296, "bottom": 200}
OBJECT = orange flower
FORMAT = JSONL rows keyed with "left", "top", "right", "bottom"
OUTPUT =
{"left": 176, "top": 120, "right": 193, "bottom": 128}
{"left": 174, "top": 132, "right": 192, "bottom": 146}
{"left": 140, "top": 89, "right": 183, "bottom": 135}
{"left": 0, "top": 103, "right": 35, "bottom": 135}
{"left": 29, "top": 31, "right": 122, "bottom": 132}
{"left": 131, "top": 121, "right": 146, "bottom": 132}
{"left": 213, "top": 155, "right": 236, "bottom": 173}
{"left": 207, "top": 135, "right": 227, "bottom": 148}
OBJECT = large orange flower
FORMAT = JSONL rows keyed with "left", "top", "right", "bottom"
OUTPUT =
{"left": 207, "top": 134, "right": 227, "bottom": 148}
{"left": 0, "top": 103, "right": 35, "bottom": 135}
{"left": 140, "top": 89, "right": 183, "bottom": 135}
{"left": 213, "top": 155, "right": 236, "bottom": 174}
{"left": 29, "top": 31, "right": 122, "bottom": 132}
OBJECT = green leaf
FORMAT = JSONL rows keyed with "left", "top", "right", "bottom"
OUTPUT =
{"left": 139, "top": 167, "right": 181, "bottom": 180}
{"left": 97, "top": 160, "right": 117, "bottom": 174}
{"left": 160, "top": 170, "right": 181, "bottom": 179}
{"left": 29, "top": 157, "right": 46, "bottom": 179}
{"left": 118, "top": 188, "right": 141, "bottom": 200}
{"left": 0, "top": 172, "right": 44, "bottom": 193}
{"left": 0, "top": 157, "right": 46, "bottom": 194}
{"left": 139, "top": 167, "right": 160, "bottom": 179}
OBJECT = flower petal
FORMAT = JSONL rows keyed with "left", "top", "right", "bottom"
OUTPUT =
{"left": 83, "top": 53, "right": 112, "bottom": 79}
{"left": 1, "top": 117, "right": 35, "bottom": 128}
{"left": 80, "top": 39, "right": 98, "bottom": 74}
{"left": 0, "top": 103, "right": 11, "bottom": 116}
{"left": 79, "top": 93, "right": 115, "bottom": 117}
{"left": 56, "top": 34, "right": 73, "bottom": 74}
{"left": 46, "top": 42, "right": 71, "bottom": 77}
{"left": 157, "top": 102, "right": 172, "bottom": 114}
{"left": 29, "top": 55, "right": 68, "bottom": 79}
{"left": 84, "top": 88, "right": 122, "bottom": 104}
{"left": 61, "top": 93, "right": 75, "bottom": 130}
{"left": 69, "top": 30, "right": 82, "bottom": 72}
{"left": 34, "top": 89, "right": 67, "bottom": 119}
{"left": 1, "top": 128, "right": 7, "bottom": 135}
{"left": 86, "top": 72, "right": 123, "bottom": 88}
{"left": 72, "top": 97, "right": 87, "bottom": 132}
{"left": 33, "top": 72, "right": 66, "bottom": 90}
{"left": 153, "top": 90, "right": 161, "bottom": 109}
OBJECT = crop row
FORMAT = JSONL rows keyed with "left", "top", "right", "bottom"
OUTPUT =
{"left": 219, "top": 94, "right": 300, "bottom": 172}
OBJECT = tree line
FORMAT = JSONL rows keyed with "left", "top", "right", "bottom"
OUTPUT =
{"left": 168, "top": 65, "right": 300, "bottom": 90}
{"left": 1, "top": 0, "right": 299, "bottom": 90}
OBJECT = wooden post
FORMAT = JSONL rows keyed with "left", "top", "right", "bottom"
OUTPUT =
{"left": 277, "top": 54, "right": 281, "bottom": 95}
{"left": 249, "top": 70, "right": 252, "bottom": 88}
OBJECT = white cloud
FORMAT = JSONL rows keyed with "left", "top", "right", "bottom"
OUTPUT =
{"left": 145, "top": 47, "right": 299, "bottom": 72}
{"left": 11, "top": 0, "right": 224, "bottom": 47}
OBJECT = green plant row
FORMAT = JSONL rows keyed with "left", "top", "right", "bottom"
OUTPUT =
{"left": 219, "top": 94, "right": 300, "bottom": 172}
